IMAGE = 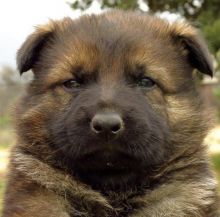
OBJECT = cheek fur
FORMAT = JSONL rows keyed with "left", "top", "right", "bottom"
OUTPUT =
{"left": 165, "top": 93, "right": 209, "bottom": 147}
{"left": 16, "top": 89, "right": 71, "bottom": 145}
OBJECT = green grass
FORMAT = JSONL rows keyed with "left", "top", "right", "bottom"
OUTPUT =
{"left": 212, "top": 154, "right": 220, "bottom": 171}
{"left": 0, "top": 117, "right": 15, "bottom": 150}
{"left": 0, "top": 179, "right": 6, "bottom": 213}
{"left": 0, "top": 115, "right": 12, "bottom": 128}
{"left": 212, "top": 154, "right": 220, "bottom": 191}
{"left": 0, "top": 180, "right": 6, "bottom": 194}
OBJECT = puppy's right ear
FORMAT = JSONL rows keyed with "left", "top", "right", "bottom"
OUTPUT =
{"left": 17, "top": 24, "right": 54, "bottom": 74}
{"left": 170, "top": 22, "right": 213, "bottom": 77}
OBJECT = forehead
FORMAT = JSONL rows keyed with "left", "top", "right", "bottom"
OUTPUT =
{"left": 51, "top": 13, "right": 177, "bottom": 64}
{"left": 40, "top": 12, "right": 191, "bottom": 87}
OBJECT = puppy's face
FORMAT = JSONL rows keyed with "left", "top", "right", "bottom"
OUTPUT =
{"left": 16, "top": 11, "right": 213, "bottom": 189}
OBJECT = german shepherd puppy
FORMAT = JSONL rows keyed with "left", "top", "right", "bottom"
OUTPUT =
{"left": 2, "top": 10, "right": 220, "bottom": 217}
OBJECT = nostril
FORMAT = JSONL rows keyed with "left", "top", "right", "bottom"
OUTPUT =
{"left": 93, "top": 123, "right": 103, "bottom": 133}
{"left": 111, "top": 123, "right": 121, "bottom": 133}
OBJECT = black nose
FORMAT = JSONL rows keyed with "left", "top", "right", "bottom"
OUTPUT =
{"left": 91, "top": 112, "right": 124, "bottom": 135}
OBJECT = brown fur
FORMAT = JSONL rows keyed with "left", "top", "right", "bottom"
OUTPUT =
{"left": 2, "top": 10, "right": 220, "bottom": 217}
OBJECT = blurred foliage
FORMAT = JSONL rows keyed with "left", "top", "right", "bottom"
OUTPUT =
{"left": 214, "top": 87, "right": 220, "bottom": 120}
{"left": 1, "top": 66, "right": 17, "bottom": 86}
{"left": 199, "top": 11, "right": 220, "bottom": 54}
{"left": 212, "top": 154, "right": 220, "bottom": 191}
{"left": 0, "top": 115, "right": 11, "bottom": 128}
{"left": 0, "top": 180, "right": 6, "bottom": 213}
{"left": 0, "top": 66, "right": 33, "bottom": 116}
{"left": 69, "top": 0, "right": 220, "bottom": 21}
{"left": 70, "top": 0, "right": 138, "bottom": 10}
{"left": 214, "top": 87, "right": 220, "bottom": 100}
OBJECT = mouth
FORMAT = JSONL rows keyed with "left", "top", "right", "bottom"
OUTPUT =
{"left": 72, "top": 148, "right": 144, "bottom": 188}
{"left": 74, "top": 148, "right": 141, "bottom": 170}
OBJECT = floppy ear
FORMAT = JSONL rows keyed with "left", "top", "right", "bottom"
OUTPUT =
{"left": 17, "top": 24, "right": 54, "bottom": 74}
{"left": 171, "top": 22, "right": 213, "bottom": 77}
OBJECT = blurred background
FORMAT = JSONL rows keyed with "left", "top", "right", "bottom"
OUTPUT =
{"left": 0, "top": 0, "right": 220, "bottom": 212}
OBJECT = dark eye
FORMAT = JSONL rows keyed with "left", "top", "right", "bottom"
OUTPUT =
{"left": 63, "top": 79, "right": 81, "bottom": 89}
{"left": 137, "top": 77, "right": 156, "bottom": 88}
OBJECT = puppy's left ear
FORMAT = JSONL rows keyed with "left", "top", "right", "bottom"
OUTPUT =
{"left": 171, "top": 22, "right": 213, "bottom": 77}
{"left": 17, "top": 23, "right": 55, "bottom": 74}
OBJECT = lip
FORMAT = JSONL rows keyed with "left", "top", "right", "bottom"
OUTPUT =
{"left": 74, "top": 148, "right": 141, "bottom": 171}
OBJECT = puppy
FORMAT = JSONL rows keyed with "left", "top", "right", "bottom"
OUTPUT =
{"left": 2, "top": 10, "right": 220, "bottom": 217}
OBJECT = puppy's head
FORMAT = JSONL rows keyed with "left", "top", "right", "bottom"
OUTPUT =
{"left": 16, "top": 11, "right": 213, "bottom": 190}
